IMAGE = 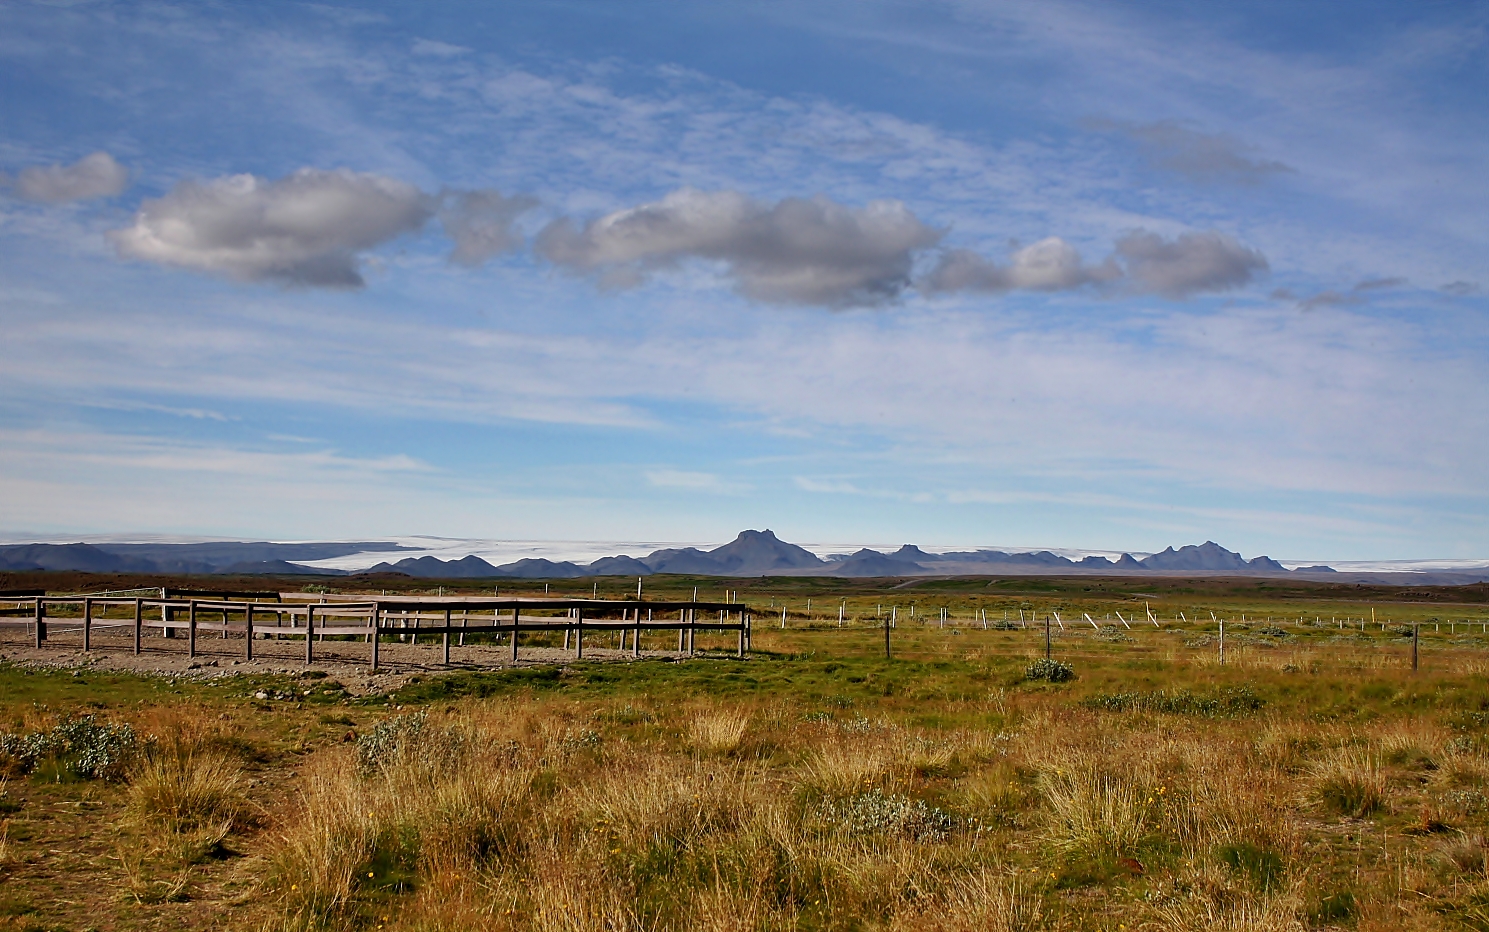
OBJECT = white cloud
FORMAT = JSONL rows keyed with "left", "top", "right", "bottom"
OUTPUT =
{"left": 410, "top": 38, "right": 470, "bottom": 57}
{"left": 922, "top": 237, "right": 1119, "bottom": 293}
{"left": 8, "top": 151, "right": 129, "bottom": 203}
{"left": 1092, "top": 119, "right": 1293, "bottom": 185}
{"left": 645, "top": 469, "right": 750, "bottom": 494}
{"left": 536, "top": 188, "right": 943, "bottom": 306}
{"left": 1112, "top": 229, "right": 1268, "bottom": 298}
{"left": 439, "top": 189, "right": 538, "bottom": 266}
{"left": 109, "top": 168, "right": 435, "bottom": 287}
{"left": 924, "top": 230, "right": 1266, "bottom": 299}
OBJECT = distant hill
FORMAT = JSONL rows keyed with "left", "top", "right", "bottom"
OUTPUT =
{"left": 218, "top": 559, "right": 347, "bottom": 576}
{"left": 0, "top": 540, "right": 412, "bottom": 576}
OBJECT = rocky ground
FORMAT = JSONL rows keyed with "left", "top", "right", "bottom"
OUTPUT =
{"left": 0, "top": 626, "right": 682, "bottom": 695}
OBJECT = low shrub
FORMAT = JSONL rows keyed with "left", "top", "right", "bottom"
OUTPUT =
{"left": 1086, "top": 686, "right": 1264, "bottom": 717}
{"left": 355, "top": 711, "right": 429, "bottom": 772}
{"left": 1024, "top": 659, "right": 1075, "bottom": 683}
{"left": 814, "top": 789, "right": 959, "bottom": 841}
{"left": 0, "top": 715, "right": 139, "bottom": 781}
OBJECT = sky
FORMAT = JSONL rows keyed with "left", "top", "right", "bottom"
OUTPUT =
{"left": 0, "top": 0, "right": 1486, "bottom": 561}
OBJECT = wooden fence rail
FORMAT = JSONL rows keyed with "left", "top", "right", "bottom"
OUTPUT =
{"left": 0, "top": 596, "right": 752, "bottom": 670}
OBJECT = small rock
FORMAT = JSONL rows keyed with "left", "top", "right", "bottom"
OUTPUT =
{"left": 254, "top": 691, "right": 269, "bottom": 700}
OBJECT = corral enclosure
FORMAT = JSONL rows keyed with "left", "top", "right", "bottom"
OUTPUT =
{"left": 3, "top": 571, "right": 1489, "bottom": 931}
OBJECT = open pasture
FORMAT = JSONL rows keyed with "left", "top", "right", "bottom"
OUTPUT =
{"left": 2, "top": 572, "right": 1489, "bottom": 931}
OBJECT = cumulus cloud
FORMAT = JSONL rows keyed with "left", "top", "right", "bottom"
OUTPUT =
{"left": 7, "top": 151, "right": 129, "bottom": 203}
{"left": 535, "top": 188, "right": 943, "bottom": 306}
{"left": 925, "top": 229, "right": 1266, "bottom": 300}
{"left": 922, "top": 237, "right": 1120, "bottom": 293}
{"left": 439, "top": 189, "right": 538, "bottom": 266}
{"left": 1113, "top": 229, "right": 1268, "bottom": 298}
{"left": 109, "top": 168, "right": 435, "bottom": 288}
{"left": 1092, "top": 119, "right": 1293, "bottom": 185}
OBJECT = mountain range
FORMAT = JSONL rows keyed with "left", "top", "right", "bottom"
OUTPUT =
{"left": 4, "top": 532, "right": 1483, "bottom": 584}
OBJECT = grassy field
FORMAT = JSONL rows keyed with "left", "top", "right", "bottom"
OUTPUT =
{"left": 3, "top": 573, "right": 1489, "bottom": 931}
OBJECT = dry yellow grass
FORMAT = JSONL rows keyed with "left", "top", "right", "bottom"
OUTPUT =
{"left": 171, "top": 672, "right": 1487, "bottom": 932}
{"left": 687, "top": 707, "right": 752, "bottom": 755}
{"left": 9, "top": 589, "right": 1489, "bottom": 932}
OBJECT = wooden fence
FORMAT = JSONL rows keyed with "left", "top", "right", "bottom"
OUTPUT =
{"left": 0, "top": 594, "right": 752, "bottom": 671}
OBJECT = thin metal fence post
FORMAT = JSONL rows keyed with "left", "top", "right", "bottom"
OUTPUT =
{"left": 305, "top": 605, "right": 315, "bottom": 664}
{"left": 34, "top": 597, "right": 45, "bottom": 646}
{"left": 245, "top": 604, "right": 255, "bottom": 661}
{"left": 133, "top": 598, "right": 142, "bottom": 654}
{"left": 188, "top": 600, "right": 198, "bottom": 658}
{"left": 83, "top": 598, "right": 92, "bottom": 651}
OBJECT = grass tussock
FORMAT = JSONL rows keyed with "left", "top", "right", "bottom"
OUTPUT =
{"left": 1039, "top": 763, "right": 1151, "bottom": 857}
{"left": 1307, "top": 747, "right": 1385, "bottom": 818}
{"left": 127, "top": 741, "right": 250, "bottom": 835}
{"left": 687, "top": 707, "right": 752, "bottom": 756}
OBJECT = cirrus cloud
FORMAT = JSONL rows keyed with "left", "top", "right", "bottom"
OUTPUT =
{"left": 535, "top": 187, "right": 944, "bottom": 307}
{"left": 109, "top": 168, "right": 436, "bottom": 288}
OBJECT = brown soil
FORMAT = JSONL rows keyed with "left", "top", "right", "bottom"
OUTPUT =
{"left": 0, "top": 625, "right": 680, "bottom": 696}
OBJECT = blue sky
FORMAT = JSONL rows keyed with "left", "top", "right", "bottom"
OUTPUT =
{"left": 0, "top": 0, "right": 1485, "bottom": 560}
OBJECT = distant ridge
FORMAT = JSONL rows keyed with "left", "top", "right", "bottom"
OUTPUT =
{"left": 3, "top": 533, "right": 1485, "bottom": 585}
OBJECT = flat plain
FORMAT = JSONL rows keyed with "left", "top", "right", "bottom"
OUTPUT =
{"left": 3, "top": 571, "right": 1489, "bottom": 932}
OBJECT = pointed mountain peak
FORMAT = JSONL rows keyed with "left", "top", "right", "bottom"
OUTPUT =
{"left": 706, "top": 529, "right": 824, "bottom": 574}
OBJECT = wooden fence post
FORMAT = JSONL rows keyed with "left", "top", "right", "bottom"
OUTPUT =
{"left": 34, "top": 597, "right": 45, "bottom": 646}
{"left": 509, "top": 606, "right": 519, "bottom": 662}
{"left": 188, "top": 600, "right": 198, "bottom": 658}
{"left": 133, "top": 598, "right": 142, "bottom": 655}
{"left": 245, "top": 604, "right": 255, "bottom": 661}
{"left": 83, "top": 598, "right": 92, "bottom": 651}
{"left": 305, "top": 605, "right": 315, "bottom": 664}
{"left": 575, "top": 608, "right": 584, "bottom": 659}
{"left": 370, "top": 605, "right": 380, "bottom": 671}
